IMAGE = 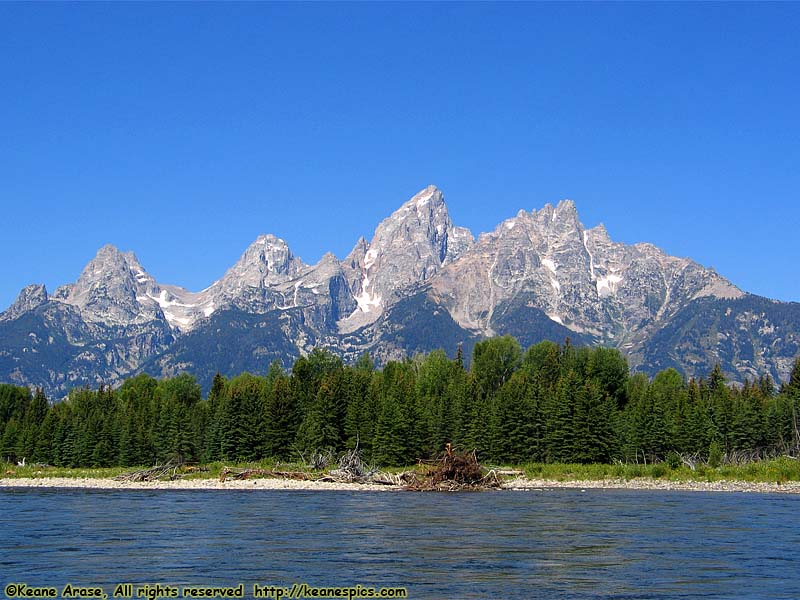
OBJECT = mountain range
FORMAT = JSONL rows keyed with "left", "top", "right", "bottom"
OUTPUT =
{"left": 2, "top": 185, "right": 798, "bottom": 397}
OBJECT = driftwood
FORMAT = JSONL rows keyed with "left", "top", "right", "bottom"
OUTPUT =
{"left": 127, "top": 446, "right": 502, "bottom": 491}
{"left": 115, "top": 460, "right": 208, "bottom": 482}
{"left": 219, "top": 467, "right": 328, "bottom": 482}
{"left": 296, "top": 448, "right": 336, "bottom": 471}
{"left": 369, "top": 471, "right": 416, "bottom": 486}
{"left": 219, "top": 467, "right": 269, "bottom": 481}
{"left": 115, "top": 461, "right": 181, "bottom": 482}
{"left": 405, "top": 445, "right": 501, "bottom": 491}
{"left": 219, "top": 447, "right": 379, "bottom": 483}
{"left": 216, "top": 445, "right": 503, "bottom": 491}
{"left": 328, "top": 446, "right": 379, "bottom": 483}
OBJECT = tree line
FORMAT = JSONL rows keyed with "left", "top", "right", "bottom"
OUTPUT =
{"left": 1, "top": 336, "right": 799, "bottom": 468}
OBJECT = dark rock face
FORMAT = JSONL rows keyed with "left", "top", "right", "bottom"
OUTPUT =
{"left": 1, "top": 186, "right": 796, "bottom": 396}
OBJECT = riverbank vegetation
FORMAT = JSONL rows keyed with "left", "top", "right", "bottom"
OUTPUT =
{"left": 1, "top": 337, "right": 799, "bottom": 481}
{"left": 4, "top": 457, "right": 800, "bottom": 486}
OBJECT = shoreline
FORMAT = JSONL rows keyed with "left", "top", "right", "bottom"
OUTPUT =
{"left": 2, "top": 476, "right": 800, "bottom": 494}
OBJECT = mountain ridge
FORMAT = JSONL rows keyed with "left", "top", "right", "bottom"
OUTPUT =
{"left": 2, "top": 185, "right": 796, "bottom": 396}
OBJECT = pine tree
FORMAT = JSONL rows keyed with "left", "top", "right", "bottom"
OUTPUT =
{"left": 373, "top": 391, "right": 406, "bottom": 466}
{"left": 238, "top": 375, "right": 268, "bottom": 461}
{"left": 296, "top": 377, "right": 342, "bottom": 453}
{"left": 730, "top": 381, "right": 765, "bottom": 451}
{"left": 264, "top": 373, "right": 298, "bottom": 459}
{"left": 415, "top": 349, "right": 456, "bottom": 455}
{"left": 491, "top": 371, "right": 536, "bottom": 463}
{"left": 522, "top": 340, "right": 561, "bottom": 391}
{"left": 785, "top": 358, "right": 800, "bottom": 452}
{"left": 455, "top": 344, "right": 464, "bottom": 370}
{"left": 33, "top": 410, "right": 56, "bottom": 465}
{"left": 219, "top": 374, "right": 266, "bottom": 462}
{"left": 708, "top": 363, "right": 726, "bottom": 394}
{"left": 1, "top": 418, "right": 21, "bottom": 463}
{"left": 343, "top": 366, "right": 377, "bottom": 453}
{"left": 759, "top": 374, "right": 776, "bottom": 399}
{"left": 572, "top": 380, "right": 616, "bottom": 463}
{"left": 92, "top": 420, "right": 115, "bottom": 467}
{"left": 544, "top": 370, "right": 577, "bottom": 462}
{"left": 209, "top": 373, "right": 226, "bottom": 405}
{"left": 203, "top": 373, "right": 227, "bottom": 462}
{"left": 20, "top": 388, "right": 49, "bottom": 461}
{"left": 118, "top": 406, "right": 137, "bottom": 467}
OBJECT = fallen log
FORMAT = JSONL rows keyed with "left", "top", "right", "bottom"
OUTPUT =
{"left": 219, "top": 467, "right": 273, "bottom": 482}
{"left": 115, "top": 462, "right": 181, "bottom": 482}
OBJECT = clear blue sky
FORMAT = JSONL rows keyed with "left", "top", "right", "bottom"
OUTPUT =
{"left": 1, "top": 2, "right": 798, "bottom": 311}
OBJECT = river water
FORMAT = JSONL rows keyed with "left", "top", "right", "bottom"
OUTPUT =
{"left": 1, "top": 487, "right": 798, "bottom": 599}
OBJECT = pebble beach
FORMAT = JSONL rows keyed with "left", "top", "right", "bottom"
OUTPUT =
{"left": 2, "top": 476, "right": 800, "bottom": 494}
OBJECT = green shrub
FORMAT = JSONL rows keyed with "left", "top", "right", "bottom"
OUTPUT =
{"left": 666, "top": 451, "right": 682, "bottom": 470}
{"left": 708, "top": 441, "right": 723, "bottom": 469}
{"left": 651, "top": 462, "right": 669, "bottom": 478}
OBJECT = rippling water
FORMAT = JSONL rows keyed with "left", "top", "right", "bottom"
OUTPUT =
{"left": 1, "top": 487, "right": 799, "bottom": 599}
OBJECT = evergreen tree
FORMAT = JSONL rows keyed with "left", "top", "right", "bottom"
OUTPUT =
{"left": 264, "top": 371, "right": 298, "bottom": 459}
{"left": 372, "top": 361, "right": 419, "bottom": 465}
{"left": 209, "top": 372, "right": 226, "bottom": 404}
{"left": 296, "top": 376, "right": 343, "bottom": 452}
{"left": 784, "top": 358, "right": 800, "bottom": 452}
{"left": 1, "top": 418, "right": 21, "bottom": 463}
{"left": 544, "top": 370, "right": 577, "bottom": 462}
{"left": 343, "top": 364, "right": 377, "bottom": 453}
{"left": 373, "top": 390, "right": 406, "bottom": 466}
{"left": 472, "top": 336, "right": 522, "bottom": 399}
{"left": 491, "top": 371, "right": 538, "bottom": 463}
{"left": 34, "top": 410, "right": 57, "bottom": 465}
{"left": 415, "top": 349, "right": 457, "bottom": 454}
{"left": 203, "top": 373, "right": 227, "bottom": 462}
{"left": 730, "top": 381, "right": 765, "bottom": 451}
{"left": 585, "top": 347, "right": 629, "bottom": 408}
{"left": 220, "top": 374, "right": 266, "bottom": 461}
{"left": 572, "top": 379, "right": 616, "bottom": 463}
{"left": 521, "top": 340, "right": 561, "bottom": 391}
{"left": 20, "top": 388, "right": 49, "bottom": 461}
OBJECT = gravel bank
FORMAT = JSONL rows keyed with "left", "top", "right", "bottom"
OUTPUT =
{"left": 0, "top": 477, "right": 398, "bottom": 492}
{"left": 504, "top": 477, "right": 800, "bottom": 494}
{"left": 2, "top": 476, "right": 799, "bottom": 493}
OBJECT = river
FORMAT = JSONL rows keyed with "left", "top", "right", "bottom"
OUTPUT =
{"left": 1, "top": 488, "right": 798, "bottom": 599}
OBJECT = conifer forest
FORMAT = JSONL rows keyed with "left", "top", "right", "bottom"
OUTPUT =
{"left": 2, "top": 336, "right": 799, "bottom": 468}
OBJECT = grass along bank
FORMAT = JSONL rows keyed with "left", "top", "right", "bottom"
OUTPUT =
{"left": 519, "top": 457, "right": 800, "bottom": 484}
{"left": 3, "top": 457, "right": 800, "bottom": 486}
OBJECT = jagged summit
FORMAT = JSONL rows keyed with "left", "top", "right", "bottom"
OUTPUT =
{"left": 338, "top": 185, "right": 474, "bottom": 331}
{"left": 48, "top": 244, "right": 165, "bottom": 326}
{"left": 219, "top": 233, "right": 306, "bottom": 288}
{"left": 431, "top": 196, "right": 743, "bottom": 340}
{"left": 0, "top": 284, "right": 49, "bottom": 322}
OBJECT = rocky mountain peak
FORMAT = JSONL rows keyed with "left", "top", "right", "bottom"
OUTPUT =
{"left": 222, "top": 234, "right": 306, "bottom": 289}
{"left": 0, "top": 284, "right": 49, "bottom": 322}
{"left": 431, "top": 196, "right": 748, "bottom": 343}
{"left": 529, "top": 199, "right": 580, "bottom": 229}
{"left": 588, "top": 223, "right": 611, "bottom": 242}
{"left": 48, "top": 244, "right": 168, "bottom": 326}
{"left": 342, "top": 237, "right": 370, "bottom": 295}
{"left": 408, "top": 184, "right": 442, "bottom": 206}
{"left": 344, "top": 237, "right": 369, "bottom": 266}
{"left": 556, "top": 198, "right": 577, "bottom": 213}
{"left": 338, "top": 185, "right": 473, "bottom": 331}
{"left": 551, "top": 199, "right": 581, "bottom": 232}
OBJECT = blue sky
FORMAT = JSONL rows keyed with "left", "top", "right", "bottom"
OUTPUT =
{"left": 1, "top": 2, "right": 798, "bottom": 311}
